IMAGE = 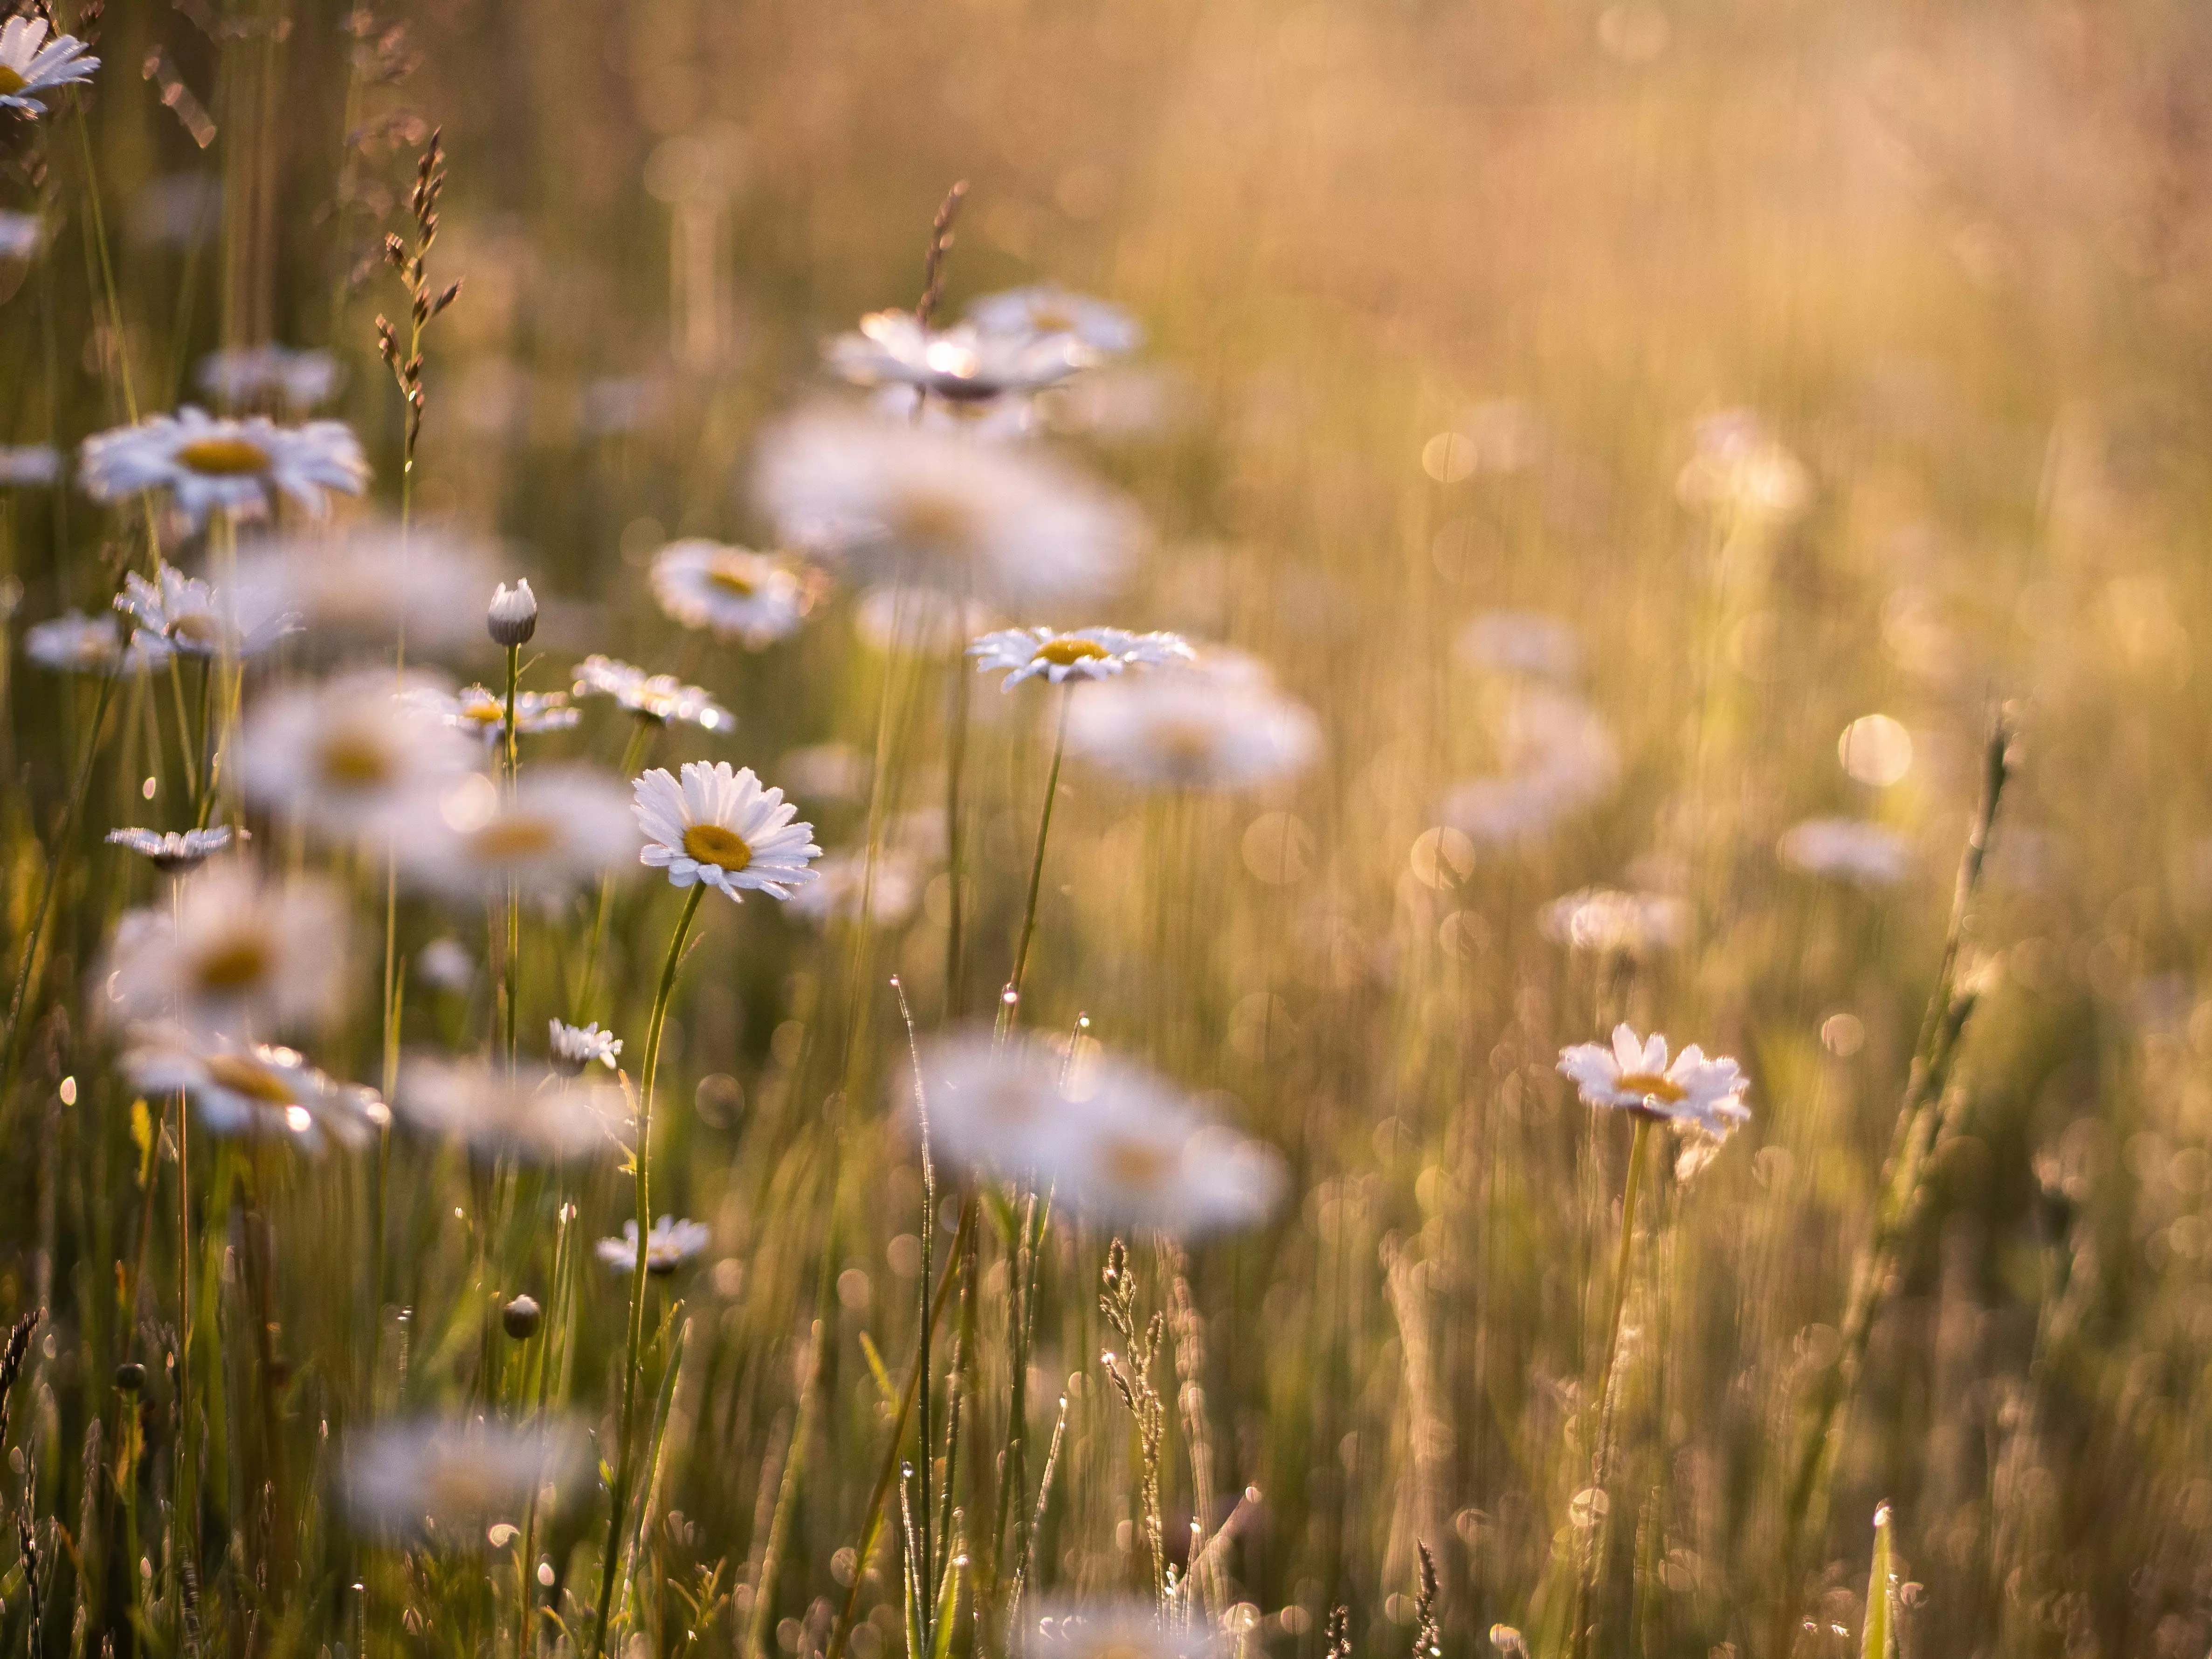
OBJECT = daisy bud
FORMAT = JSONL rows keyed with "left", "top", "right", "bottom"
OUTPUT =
{"left": 114, "top": 1362, "right": 145, "bottom": 1392}
{"left": 501, "top": 1294, "right": 542, "bottom": 1340}
{"left": 487, "top": 579, "right": 537, "bottom": 646}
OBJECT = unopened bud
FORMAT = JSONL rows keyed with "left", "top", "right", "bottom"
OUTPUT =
{"left": 501, "top": 1294, "right": 542, "bottom": 1340}
{"left": 114, "top": 1362, "right": 145, "bottom": 1391}
{"left": 487, "top": 579, "right": 537, "bottom": 647}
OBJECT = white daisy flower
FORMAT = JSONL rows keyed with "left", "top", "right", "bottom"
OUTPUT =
{"left": 1062, "top": 660, "right": 1322, "bottom": 792}
{"left": 648, "top": 541, "right": 812, "bottom": 647}
{"left": 106, "top": 825, "right": 241, "bottom": 873}
{"left": 1441, "top": 687, "right": 1619, "bottom": 847}
{"left": 914, "top": 1030, "right": 1286, "bottom": 1238}
{"left": 548, "top": 1019, "right": 621, "bottom": 1075}
{"left": 116, "top": 566, "right": 300, "bottom": 659}
{"left": 965, "top": 286, "right": 1144, "bottom": 356}
{"left": 968, "top": 625, "right": 1192, "bottom": 690}
{"left": 571, "top": 655, "right": 734, "bottom": 731}
{"left": 121, "top": 1022, "right": 388, "bottom": 1149}
{"left": 401, "top": 682, "right": 580, "bottom": 746}
{"left": 101, "top": 862, "right": 350, "bottom": 1037}
{"left": 0, "top": 443, "right": 60, "bottom": 485}
{"left": 227, "top": 522, "right": 501, "bottom": 656}
{"left": 756, "top": 407, "right": 1140, "bottom": 607}
{"left": 826, "top": 310, "right": 1091, "bottom": 402}
{"left": 78, "top": 407, "right": 368, "bottom": 528}
{"left": 23, "top": 611, "right": 172, "bottom": 674}
{"left": 783, "top": 848, "right": 923, "bottom": 930}
{"left": 1777, "top": 817, "right": 1911, "bottom": 888}
{"left": 595, "top": 1216, "right": 710, "bottom": 1275}
{"left": 338, "top": 1417, "right": 589, "bottom": 1544}
{"left": 195, "top": 344, "right": 343, "bottom": 412}
{"left": 633, "top": 761, "right": 821, "bottom": 903}
{"left": 1023, "top": 1601, "right": 1215, "bottom": 1659}
{"left": 0, "top": 18, "right": 97, "bottom": 115}
{"left": 391, "top": 1054, "right": 627, "bottom": 1163}
{"left": 1537, "top": 886, "right": 1689, "bottom": 955}
{"left": 1675, "top": 408, "right": 1811, "bottom": 519}
{"left": 868, "top": 383, "right": 1041, "bottom": 442}
{"left": 395, "top": 768, "right": 638, "bottom": 901}
{"left": 1455, "top": 610, "right": 1583, "bottom": 682}
{"left": 1557, "top": 1024, "right": 1751, "bottom": 1138}
{"left": 235, "top": 670, "right": 478, "bottom": 841}
{"left": 0, "top": 212, "right": 41, "bottom": 261}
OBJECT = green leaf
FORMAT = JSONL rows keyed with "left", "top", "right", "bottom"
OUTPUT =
{"left": 1862, "top": 1501, "right": 1894, "bottom": 1659}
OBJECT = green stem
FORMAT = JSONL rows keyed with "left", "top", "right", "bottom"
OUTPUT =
{"left": 503, "top": 643, "right": 522, "bottom": 1070}
{"left": 1001, "top": 687, "right": 1071, "bottom": 1033}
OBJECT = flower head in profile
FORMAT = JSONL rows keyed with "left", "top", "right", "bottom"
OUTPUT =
{"left": 649, "top": 541, "right": 812, "bottom": 647}
{"left": 968, "top": 625, "right": 1192, "bottom": 691}
{"left": 549, "top": 1020, "right": 620, "bottom": 1076}
{"left": 634, "top": 762, "right": 820, "bottom": 902}
{"left": 1537, "top": 886, "right": 1688, "bottom": 956}
{"left": 1063, "top": 655, "right": 1321, "bottom": 792}
{"left": 965, "top": 286, "right": 1143, "bottom": 356}
{"left": 395, "top": 769, "right": 637, "bottom": 902}
{"left": 572, "top": 655, "right": 733, "bottom": 731}
{"left": 228, "top": 522, "right": 500, "bottom": 656}
{"left": 596, "top": 1216, "right": 710, "bottom": 1275}
{"left": 0, "top": 444, "right": 60, "bottom": 486}
{"left": 402, "top": 682, "right": 579, "bottom": 745}
{"left": 1557, "top": 1025, "right": 1750, "bottom": 1138}
{"left": 0, "top": 18, "right": 98, "bottom": 115}
{"left": 338, "top": 1417, "right": 589, "bottom": 1545}
{"left": 122, "top": 1023, "right": 387, "bottom": 1149}
{"left": 79, "top": 408, "right": 367, "bottom": 528}
{"left": 106, "top": 825, "right": 241, "bottom": 874}
{"left": 101, "top": 862, "right": 349, "bottom": 1037}
{"left": 391, "top": 1055, "right": 627, "bottom": 1163}
{"left": 117, "top": 566, "right": 299, "bottom": 659}
{"left": 826, "top": 310, "right": 1090, "bottom": 402}
{"left": 196, "top": 345, "right": 342, "bottom": 412}
{"left": 1777, "top": 817, "right": 1910, "bottom": 889}
{"left": 236, "top": 671, "right": 476, "bottom": 841}
{"left": 24, "top": 611, "right": 171, "bottom": 675}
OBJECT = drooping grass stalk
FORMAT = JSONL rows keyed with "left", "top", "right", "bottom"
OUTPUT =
{"left": 588, "top": 881, "right": 703, "bottom": 1659}
{"left": 1000, "top": 685, "right": 1072, "bottom": 1036}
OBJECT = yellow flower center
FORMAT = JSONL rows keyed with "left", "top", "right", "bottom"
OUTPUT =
{"left": 203, "top": 1053, "right": 297, "bottom": 1105}
{"left": 469, "top": 814, "right": 561, "bottom": 861}
{"left": 316, "top": 729, "right": 393, "bottom": 787}
{"left": 682, "top": 823, "right": 752, "bottom": 872}
{"left": 888, "top": 484, "right": 976, "bottom": 551}
{"left": 707, "top": 561, "right": 758, "bottom": 598}
{"left": 175, "top": 437, "right": 273, "bottom": 476}
{"left": 193, "top": 934, "right": 273, "bottom": 993}
{"left": 1150, "top": 716, "right": 1221, "bottom": 771}
{"left": 1615, "top": 1071, "right": 1686, "bottom": 1104}
{"left": 1029, "top": 304, "right": 1077, "bottom": 334}
{"left": 1033, "top": 637, "right": 1110, "bottom": 668}
{"left": 0, "top": 68, "right": 26, "bottom": 97}
{"left": 1100, "top": 1134, "right": 1175, "bottom": 1191}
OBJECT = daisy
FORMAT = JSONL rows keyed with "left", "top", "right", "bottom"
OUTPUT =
{"left": 121, "top": 1022, "right": 388, "bottom": 1149}
{"left": 79, "top": 407, "right": 368, "bottom": 528}
{"left": 1675, "top": 408, "right": 1811, "bottom": 520}
{"left": 195, "top": 344, "right": 343, "bottom": 412}
{"left": 106, "top": 825, "right": 241, "bottom": 873}
{"left": 235, "top": 670, "right": 477, "bottom": 841}
{"left": 549, "top": 1019, "right": 621, "bottom": 1075}
{"left": 965, "top": 285, "right": 1144, "bottom": 356}
{"left": 1455, "top": 611, "right": 1583, "bottom": 682}
{"left": 968, "top": 625, "right": 1192, "bottom": 690}
{"left": 784, "top": 848, "right": 923, "bottom": 930}
{"left": 0, "top": 444, "right": 58, "bottom": 485}
{"left": 415, "top": 937, "right": 475, "bottom": 992}
{"left": 633, "top": 762, "right": 821, "bottom": 903}
{"left": 23, "top": 611, "right": 172, "bottom": 675}
{"left": 853, "top": 584, "right": 990, "bottom": 657}
{"left": 391, "top": 1054, "right": 627, "bottom": 1163}
{"left": 227, "top": 522, "right": 501, "bottom": 656}
{"left": 595, "top": 1216, "right": 710, "bottom": 1275}
{"left": 1777, "top": 817, "right": 1911, "bottom": 888}
{"left": 649, "top": 540, "right": 811, "bottom": 647}
{"left": 1062, "top": 661, "right": 1322, "bottom": 792}
{"left": 826, "top": 310, "right": 1090, "bottom": 402}
{"left": 1024, "top": 1602, "right": 1213, "bottom": 1659}
{"left": 401, "top": 682, "right": 580, "bottom": 746}
{"left": 116, "top": 566, "right": 299, "bottom": 658}
{"left": 338, "top": 1417, "right": 589, "bottom": 1544}
{"left": 0, "top": 212, "right": 40, "bottom": 261}
{"left": 1537, "top": 886, "right": 1689, "bottom": 955}
{"left": 0, "top": 18, "right": 97, "bottom": 115}
{"left": 571, "top": 655, "right": 733, "bottom": 732}
{"left": 101, "top": 862, "right": 349, "bottom": 1037}
{"left": 486, "top": 580, "right": 537, "bottom": 647}
{"left": 395, "top": 768, "right": 638, "bottom": 901}
{"left": 756, "top": 407, "right": 1140, "bottom": 607}
{"left": 1557, "top": 1024, "right": 1751, "bottom": 1138}
{"left": 776, "top": 741, "right": 871, "bottom": 805}
{"left": 1441, "top": 688, "right": 1619, "bottom": 846}
{"left": 868, "top": 383, "right": 1041, "bottom": 442}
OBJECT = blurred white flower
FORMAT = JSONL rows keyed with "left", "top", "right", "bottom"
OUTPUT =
{"left": 854, "top": 583, "right": 990, "bottom": 656}
{"left": 827, "top": 310, "right": 1090, "bottom": 401}
{"left": 968, "top": 625, "right": 1192, "bottom": 690}
{"left": 236, "top": 670, "right": 477, "bottom": 841}
{"left": 1777, "top": 817, "right": 1910, "bottom": 888}
{"left": 1442, "top": 687, "right": 1619, "bottom": 846}
{"left": 0, "top": 444, "right": 60, "bottom": 485}
{"left": 1538, "top": 886, "right": 1688, "bottom": 955}
{"left": 549, "top": 1019, "right": 621, "bottom": 1075}
{"left": 757, "top": 408, "right": 1140, "bottom": 607}
{"left": 402, "top": 682, "right": 580, "bottom": 746}
{"left": 79, "top": 408, "right": 368, "bottom": 528}
{"left": 195, "top": 344, "right": 343, "bottom": 411}
{"left": 105, "top": 825, "right": 240, "bottom": 873}
{"left": 1557, "top": 1024, "right": 1750, "bottom": 1138}
{"left": 868, "top": 383, "right": 1041, "bottom": 441}
{"left": 416, "top": 936, "right": 475, "bottom": 992}
{"left": 0, "top": 212, "right": 41, "bottom": 261}
{"left": 396, "top": 768, "right": 637, "bottom": 901}
{"left": 0, "top": 17, "right": 97, "bottom": 115}
{"left": 913, "top": 1030, "right": 1286, "bottom": 1237}
{"left": 571, "top": 655, "right": 733, "bottom": 731}
{"left": 1023, "top": 1602, "right": 1214, "bottom": 1659}
{"left": 24, "top": 611, "right": 171, "bottom": 675}
{"left": 1063, "top": 658, "right": 1321, "bottom": 792}
{"left": 391, "top": 1054, "right": 627, "bottom": 1162}
{"left": 228, "top": 523, "right": 501, "bottom": 656}
{"left": 649, "top": 541, "right": 811, "bottom": 647}
{"left": 784, "top": 847, "right": 923, "bottom": 930}
{"left": 122, "top": 1023, "right": 387, "bottom": 1148}
{"left": 965, "top": 286, "right": 1143, "bottom": 356}
{"left": 102, "top": 863, "right": 349, "bottom": 1037}
{"left": 1675, "top": 408, "right": 1810, "bottom": 519}
{"left": 634, "top": 761, "right": 821, "bottom": 902}
{"left": 1455, "top": 610, "right": 1582, "bottom": 682}
{"left": 595, "top": 1215, "right": 710, "bottom": 1275}
{"left": 776, "top": 741, "right": 871, "bottom": 805}
{"left": 338, "top": 1417, "right": 589, "bottom": 1543}
{"left": 117, "top": 566, "right": 300, "bottom": 658}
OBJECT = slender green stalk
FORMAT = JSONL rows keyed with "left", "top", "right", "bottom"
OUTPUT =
{"left": 502, "top": 641, "right": 522, "bottom": 1069}
{"left": 1000, "top": 686, "right": 1072, "bottom": 1035}
{"left": 942, "top": 601, "right": 972, "bottom": 1019}
{"left": 575, "top": 717, "right": 657, "bottom": 1021}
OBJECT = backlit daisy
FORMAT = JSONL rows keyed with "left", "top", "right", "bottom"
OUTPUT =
{"left": 1441, "top": 687, "right": 1619, "bottom": 846}
{"left": 236, "top": 670, "right": 477, "bottom": 840}
{"left": 402, "top": 682, "right": 580, "bottom": 746}
{"left": 968, "top": 625, "right": 1192, "bottom": 690}
{"left": 228, "top": 522, "right": 500, "bottom": 656}
{"left": 1557, "top": 1025, "right": 1750, "bottom": 1138}
{"left": 396, "top": 769, "right": 638, "bottom": 901}
{"left": 79, "top": 407, "right": 368, "bottom": 528}
{"left": 195, "top": 344, "right": 343, "bottom": 412}
{"left": 1063, "top": 661, "right": 1321, "bottom": 792}
{"left": 1537, "top": 886, "right": 1689, "bottom": 955}
{"left": 24, "top": 611, "right": 172, "bottom": 675}
{"left": 784, "top": 848, "right": 923, "bottom": 930}
{"left": 549, "top": 1019, "right": 621, "bottom": 1075}
{"left": 0, "top": 444, "right": 60, "bottom": 485}
{"left": 826, "top": 310, "right": 1090, "bottom": 401}
{"left": 338, "top": 1417, "right": 589, "bottom": 1544}
{"left": 595, "top": 1216, "right": 710, "bottom": 1275}
{"left": 966, "top": 285, "right": 1144, "bottom": 356}
{"left": 571, "top": 655, "right": 733, "bottom": 731}
{"left": 106, "top": 825, "right": 240, "bottom": 873}
{"left": 391, "top": 1054, "right": 627, "bottom": 1162}
{"left": 633, "top": 761, "right": 821, "bottom": 903}
{"left": 1024, "top": 1602, "right": 1214, "bottom": 1659}
{"left": 0, "top": 17, "right": 97, "bottom": 116}
{"left": 101, "top": 862, "right": 349, "bottom": 1037}
{"left": 116, "top": 566, "right": 299, "bottom": 659}
{"left": 649, "top": 540, "right": 811, "bottom": 647}
{"left": 122, "top": 1023, "right": 388, "bottom": 1149}
{"left": 1777, "top": 817, "right": 1911, "bottom": 888}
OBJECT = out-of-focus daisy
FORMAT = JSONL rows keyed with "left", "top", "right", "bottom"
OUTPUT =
{"left": 101, "top": 862, "right": 349, "bottom": 1036}
{"left": 117, "top": 566, "right": 299, "bottom": 659}
{"left": 1675, "top": 409, "right": 1811, "bottom": 520}
{"left": 966, "top": 285, "right": 1143, "bottom": 356}
{"left": 229, "top": 523, "right": 500, "bottom": 656}
{"left": 777, "top": 741, "right": 871, "bottom": 805}
{"left": 826, "top": 310, "right": 1090, "bottom": 402}
{"left": 1777, "top": 817, "right": 1911, "bottom": 888}
{"left": 24, "top": 611, "right": 172, "bottom": 674}
{"left": 402, "top": 682, "right": 580, "bottom": 746}
{"left": 0, "top": 444, "right": 60, "bottom": 486}
{"left": 633, "top": 761, "right": 821, "bottom": 903}
{"left": 784, "top": 848, "right": 923, "bottom": 930}
{"left": 195, "top": 344, "right": 343, "bottom": 412}
{"left": 0, "top": 212, "right": 40, "bottom": 261}
{"left": 122, "top": 1023, "right": 388, "bottom": 1149}
{"left": 0, "top": 18, "right": 97, "bottom": 115}
{"left": 391, "top": 1054, "right": 627, "bottom": 1163}
{"left": 415, "top": 937, "right": 475, "bottom": 992}
{"left": 571, "top": 655, "right": 733, "bottom": 732}
{"left": 79, "top": 407, "right": 368, "bottom": 528}
{"left": 338, "top": 1417, "right": 589, "bottom": 1544}
{"left": 968, "top": 625, "right": 1192, "bottom": 690}
{"left": 868, "top": 383, "right": 1041, "bottom": 441}
{"left": 854, "top": 584, "right": 990, "bottom": 656}
{"left": 915, "top": 1030, "right": 1285, "bottom": 1237}
{"left": 549, "top": 1019, "right": 621, "bottom": 1076}
{"left": 757, "top": 408, "right": 1139, "bottom": 607}
{"left": 1537, "top": 886, "right": 1689, "bottom": 955}
{"left": 106, "top": 825, "right": 241, "bottom": 873}
{"left": 396, "top": 769, "right": 637, "bottom": 901}
{"left": 1441, "top": 687, "right": 1619, "bottom": 846}
{"left": 1023, "top": 1601, "right": 1213, "bottom": 1659}
{"left": 595, "top": 1216, "right": 710, "bottom": 1275}
{"left": 1455, "top": 611, "right": 1583, "bottom": 682}
{"left": 649, "top": 541, "right": 812, "bottom": 647}
{"left": 1557, "top": 1024, "right": 1750, "bottom": 1138}
{"left": 237, "top": 671, "right": 477, "bottom": 840}
{"left": 1063, "top": 661, "right": 1321, "bottom": 792}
